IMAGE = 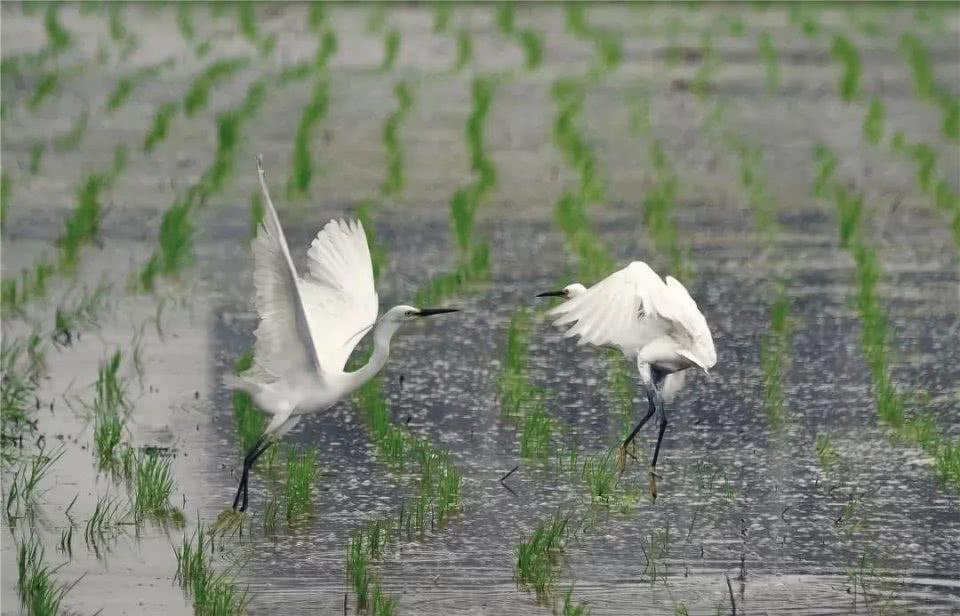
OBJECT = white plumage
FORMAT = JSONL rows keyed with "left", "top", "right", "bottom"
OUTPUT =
{"left": 538, "top": 261, "right": 716, "bottom": 496}
{"left": 224, "top": 156, "right": 458, "bottom": 512}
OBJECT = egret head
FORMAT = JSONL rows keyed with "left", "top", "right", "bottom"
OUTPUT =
{"left": 383, "top": 305, "right": 460, "bottom": 323}
{"left": 536, "top": 283, "right": 587, "bottom": 299}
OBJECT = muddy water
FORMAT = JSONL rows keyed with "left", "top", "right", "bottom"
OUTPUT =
{"left": 3, "top": 4, "right": 959, "bottom": 615}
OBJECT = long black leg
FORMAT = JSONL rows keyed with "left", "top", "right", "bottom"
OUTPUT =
{"left": 651, "top": 413, "right": 669, "bottom": 468}
{"left": 239, "top": 439, "right": 275, "bottom": 512}
{"left": 232, "top": 435, "right": 269, "bottom": 511}
{"left": 621, "top": 402, "right": 656, "bottom": 450}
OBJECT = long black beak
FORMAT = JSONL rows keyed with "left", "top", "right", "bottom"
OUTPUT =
{"left": 416, "top": 308, "right": 460, "bottom": 317}
{"left": 536, "top": 290, "right": 566, "bottom": 298}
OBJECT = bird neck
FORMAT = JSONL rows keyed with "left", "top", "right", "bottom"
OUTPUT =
{"left": 342, "top": 319, "right": 399, "bottom": 393}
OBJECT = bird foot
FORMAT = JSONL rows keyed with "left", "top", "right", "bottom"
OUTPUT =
{"left": 649, "top": 468, "right": 661, "bottom": 501}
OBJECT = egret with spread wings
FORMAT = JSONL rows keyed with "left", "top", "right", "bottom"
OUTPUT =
{"left": 537, "top": 262, "right": 716, "bottom": 496}
{"left": 225, "top": 157, "right": 458, "bottom": 512}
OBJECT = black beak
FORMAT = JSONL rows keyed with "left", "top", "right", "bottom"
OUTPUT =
{"left": 536, "top": 290, "right": 566, "bottom": 298}
{"left": 416, "top": 308, "right": 460, "bottom": 317}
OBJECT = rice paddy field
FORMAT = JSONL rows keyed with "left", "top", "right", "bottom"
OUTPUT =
{"left": 2, "top": 2, "right": 959, "bottom": 615}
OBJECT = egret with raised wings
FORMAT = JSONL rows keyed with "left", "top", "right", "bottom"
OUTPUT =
{"left": 224, "top": 157, "right": 458, "bottom": 512}
{"left": 537, "top": 262, "right": 716, "bottom": 496}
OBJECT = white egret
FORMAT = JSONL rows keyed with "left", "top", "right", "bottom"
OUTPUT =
{"left": 537, "top": 261, "right": 716, "bottom": 496}
{"left": 224, "top": 157, "right": 458, "bottom": 512}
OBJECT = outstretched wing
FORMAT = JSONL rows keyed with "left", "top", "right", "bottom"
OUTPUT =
{"left": 663, "top": 276, "right": 716, "bottom": 369}
{"left": 299, "top": 219, "right": 379, "bottom": 373}
{"left": 249, "top": 156, "right": 323, "bottom": 380}
{"left": 548, "top": 261, "right": 667, "bottom": 352}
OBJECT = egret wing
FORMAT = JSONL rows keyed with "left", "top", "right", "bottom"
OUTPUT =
{"left": 662, "top": 276, "right": 716, "bottom": 369}
{"left": 249, "top": 158, "right": 323, "bottom": 379}
{"left": 548, "top": 261, "right": 666, "bottom": 352}
{"left": 299, "top": 219, "right": 379, "bottom": 373}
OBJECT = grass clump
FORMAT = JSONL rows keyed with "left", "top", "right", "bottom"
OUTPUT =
{"left": 107, "top": 62, "right": 166, "bottom": 112}
{"left": 17, "top": 534, "right": 75, "bottom": 615}
{"left": 516, "top": 512, "right": 570, "bottom": 602}
{"left": 133, "top": 451, "right": 176, "bottom": 520}
{"left": 59, "top": 173, "right": 109, "bottom": 269}
{"left": 831, "top": 34, "right": 861, "bottom": 102}
{"left": 381, "top": 29, "right": 401, "bottom": 72}
{"left": 6, "top": 447, "right": 64, "bottom": 522}
{"left": 862, "top": 97, "right": 885, "bottom": 145}
{"left": 815, "top": 433, "right": 840, "bottom": 471}
{"left": 29, "top": 71, "right": 59, "bottom": 111}
{"left": 760, "top": 284, "right": 793, "bottom": 430}
{"left": 139, "top": 199, "right": 193, "bottom": 291}
{"left": 498, "top": 308, "right": 535, "bottom": 415}
{"left": 580, "top": 451, "right": 618, "bottom": 504}
{"left": 287, "top": 79, "right": 330, "bottom": 199}
{"left": 381, "top": 82, "right": 413, "bottom": 196}
{"left": 183, "top": 57, "right": 250, "bottom": 117}
{"left": 812, "top": 143, "right": 838, "bottom": 199}
{"left": 44, "top": 3, "right": 71, "bottom": 54}
{"left": 899, "top": 33, "right": 934, "bottom": 100}
{"left": 520, "top": 402, "right": 553, "bottom": 459}
{"left": 144, "top": 102, "right": 179, "bottom": 152}
{"left": 565, "top": 4, "right": 621, "bottom": 75}
{"left": 315, "top": 29, "right": 338, "bottom": 69}
{"left": 454, "top": 28, "right": 472, "bottom": 72}
{"left": 284, "top": 447, "right": 317, "bottom": 522}
{"left": 175, "top": 525, "right": 250, "bottom": 615}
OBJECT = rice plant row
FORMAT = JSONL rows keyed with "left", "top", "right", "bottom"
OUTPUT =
{"left": 174, "top": 524, "right": 250, "bottom": 615}
{"left": 565, "top": 4, "right": 622, "bottom": 76}
{"left": 899, "top": 33, "right": 958, "bottom": 141}
{"left": 286, "top": 78, "right": 330, "bottom": 200}
{"left": 414, "top": 76, "right": 498, "bottom": 306}
{"left": 814, "top": 144, "right": 960, "bottom": 490}
{"left": 380, "top": 82, "right": 413, "bottom": 197}
{"left": 495, "top": 3, "right": 543, "bottom": 71}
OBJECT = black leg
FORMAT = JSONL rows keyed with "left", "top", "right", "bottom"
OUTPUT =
{"left": 239, "top": 439, "right": 274, "bottom": 512}
{"left": 651, "top": 413, "right": 669, "bottom": 468}
{"left": 621, "top": 401, "right": 656, "bottom": 450}
{"left": 232, "top": 436, "right": 269, "bottom": 511}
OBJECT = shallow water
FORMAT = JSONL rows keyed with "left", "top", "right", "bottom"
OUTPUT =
{"left": 2, "top": 4, "right": 959, "bottom": 615}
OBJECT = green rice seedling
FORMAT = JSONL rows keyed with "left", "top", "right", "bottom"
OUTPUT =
{"left": 195, "top": 39, "right": 213, "bottom": 58}
{"left": 53, "top": 110, "right": 88, "bottom": 152}
{"left": 288, "top": 79, "right": 330, "bottom": 198}
{"left": 347, "top": 532, "right": 372, "bottom": 609}
{"left": 183, "top": 57, "right": 250, "bottom": 117}
{"left": 155, "top": 199, "right": 194, "bottom": 275}
{"left": 812, "top": 143, "right": 837, "bottom": 198}
{"left": 760, "top": 284, "right": 793, "bottom": 430}
{"left": 831, "top": 34, "right": 861, "bottom": 102}
{"left": 862, "top": 97, "right": 885, "bottom": 145}
{"left": 59, "top": 173, "right": 108, "bottom": 269}
{"left": 44, "top": 3, "right": 71, "bottom": 54}
{"left": 899, "top": 33, "right": 934, "bottom": 100}
{"left": 497, "top": 3, "right": 515, "bottom": 35}
{"left": 285, "top": 447, "right": 317, "bottom": 522}
{"left": 176, "top": 3, "right": 195, "bottom": 41}
{"left": 258, "top": 33, "right": 278, "bottom": 58}
{"left": 520, "top": 402, "right": 552, "bottom": 459}
{"left": 94, "top": 413, "right": 124, "bottom": 465}
{"left": 231, "top": 350, "right": 268, "bottom": 455}
{"left": 133, "top": 451, "right": 175, "bottom": 520}
{"left": 833, "top": 185, "right": 863, "bottom": 248}
{"left": 6, "top": 447, "right": 64, "bottom": 521}
{"left": 237, "top": 2, "right": 258, "bottom": 43}
{"left": 515, "top": 512, "right": 570, "bottom": 601}
{"left": 381, "top": 29, "right": 401, "bottom": 72}
{"left": 454, "top": 28, "right": 472, "bottom": 72}
{"left": 17, "top": 534, "right": 75, "bottom": 615}
{"left": 84, "top": 494, "right": 127, "bottom": 544}
{"left": 758, "top": 32, "right": 780, "bottom": 94}
{"left": 790, "top": 5, "right": 821, "bottom": 38}
{"left": 518, "top": 28, "right": 543, "bottom": 71}
{"left": 29, "top": 71, "right": 59, "bottom": 111}
{"left": 143, "top": 102, "right": 178, "bottom": 152}
{"left": 58, "top": 526, "right": 73, "bottom": 557}
{"left": 108, "top": 3, "right": 137, "bottom": 59}
{"left": 642, "top": 173, "right": 687, "bottom": 279}
{"left": 307, "top": 3, "right": 326, "bottom": 30}
{"left": 316, "top": 29, "right": 338, "bottom": 68}
{"left": 580, "top": 451, "right": 618, "bottom": 504}
{"left": 198, "top": 111, "right": 241, "bottom": 197}
{"left": 561, "top": 586, "right": 591, "bottom": 615}
{"left": 815, "top": 433, "right": 840, "bottom": 471}
{"left": 940, "top": 95, "right": 959, "bottom": 141}
{"left": 107, "top": 63, "right": 164, "bottom": 112}
{"left": 498, "top": 308, "right": 532, "bottom": 414}
{"left": 910, "top": 143, "right": 937, "bottom": 193}
{"left": 450, "top": 187, "right": 478, "bottom": 252}
{"left": 381, "top": 82, "right": 412, "bottom": 196}
{"left": 608, "top": 353, "right": 635, "bottom": 439}
{"left": 565, "top": 4, "right": 590, "bottom": 39}
{"left": 434, "top": 3, "right": 451, "bottom": 33}
{"left": 175, "top": 525, "right": 250, "bottom": 614}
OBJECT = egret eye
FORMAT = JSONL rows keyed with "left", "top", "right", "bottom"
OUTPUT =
{"left": 406, "top": 310, "right": 416, "bottom": 317}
